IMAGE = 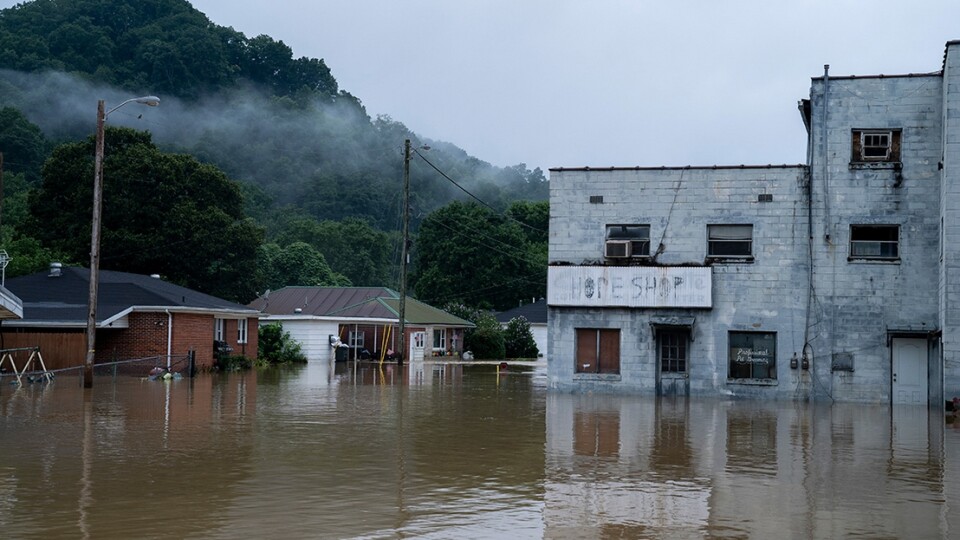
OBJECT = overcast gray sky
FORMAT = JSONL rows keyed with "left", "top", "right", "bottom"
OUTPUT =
{"left": 8, "top": 0, "right": 960, "bottom": 172}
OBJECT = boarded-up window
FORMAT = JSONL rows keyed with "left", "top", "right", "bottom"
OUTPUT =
{"left": 575, "top": 328, "right": 620, "bottom": 374}
{"left": 851, "top": 129, "right": 901, "bottom": 162}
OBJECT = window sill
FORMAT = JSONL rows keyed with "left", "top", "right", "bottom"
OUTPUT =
{"left": 849, "top": 161, "right": 901, "bottom": 170}
{"left": 574, "top": 373, "right": 622, "bottom": 382}
{"left": 847, "top": 257, "right": 900, "bottom": 264}
{"left": 707, "top": 256, "right": 754, "bottom": 264}
{"left": 727, "top": 378, "right": 778, "bottom": 386}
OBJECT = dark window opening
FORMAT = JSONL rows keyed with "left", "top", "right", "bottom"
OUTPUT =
{"left": 850, "top": 225, "right": 899, "bottom": 260}
{"left": 729, "top": 331, "right": 776, "bottom": 380}
{"left": 605, "top": 224, "right": 651, "bottom": 258}
{"left": 708, "top": 224, "right": 753, "bottom": 259}
{"left": 660, "top": 331, "right": 687, "bottom": 373}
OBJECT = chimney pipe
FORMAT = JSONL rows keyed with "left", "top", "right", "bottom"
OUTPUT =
{"left": 49, "top": 262, "right": 62, "bottom": 277}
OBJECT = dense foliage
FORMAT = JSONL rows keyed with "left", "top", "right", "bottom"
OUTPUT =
{"left": 412, "top": 201, "right": 547, "bottom": 311}
{"left": 0, "top": 0, "right": 549, "bottom": 313}
{"left": 0, "top": 0, "right": 339, "bottom": 102}
{"left": 258, "top": 323, "right": 308, "bottom": 365}
{"left": 503, "top": 316, "right": 539, "bottom": 359}
{"left": 27, "top": 127, "right": 262, "bottom": 301}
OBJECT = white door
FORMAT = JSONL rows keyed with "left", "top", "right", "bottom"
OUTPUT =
{"left": 892, "top": 338, "right": 927, "bottom": 405}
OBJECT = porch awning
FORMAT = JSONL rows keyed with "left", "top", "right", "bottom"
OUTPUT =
{"left": 649, "top": 316, "right": 696, "bottom": 341}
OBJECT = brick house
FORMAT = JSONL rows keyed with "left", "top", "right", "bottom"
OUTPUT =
{"left": 548, "top": 41, "right": 960, "bottom": 405}
{"left": 1, "top": 265, "right": 259, "bottom": 371}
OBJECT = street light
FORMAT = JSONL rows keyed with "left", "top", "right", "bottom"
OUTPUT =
{"left": 84, "top": 95, "right": 159, "bottom": 388}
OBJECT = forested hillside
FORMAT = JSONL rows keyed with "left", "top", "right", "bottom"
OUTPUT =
{"left": 0, "top": 0, "right": 547, "bottom": 307}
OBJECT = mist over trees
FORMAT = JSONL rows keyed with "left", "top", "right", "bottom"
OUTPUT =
{"left": 0, "top": 0, "right": 548, "bottom": 308}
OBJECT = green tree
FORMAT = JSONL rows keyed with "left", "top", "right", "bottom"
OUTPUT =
{"left": 27, "top": 127, "right": 263, "bottom": 302}
{"left": 443, "top": 303, "right": 504, "bottom": 360}
{"left": 413, "top": 201, "right": 545, "bottom": 311}
{"left": 257, "top": 241, "right": 350, "bottom": 290}
{"left": 257, "top": 322, "right": 307, "bottom": 364}
{"left": 0, "top": 107, "right": 48, "bottom": 183}
{"left": 275, "top": 216, "right": 394, "bottom": 287}
{"left": 503, "top": 316, "right": 539, "bottom": 359}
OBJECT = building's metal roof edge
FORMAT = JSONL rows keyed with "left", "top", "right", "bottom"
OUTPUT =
{"left": 549, "top": 164, "right": 808, "bottom": 172}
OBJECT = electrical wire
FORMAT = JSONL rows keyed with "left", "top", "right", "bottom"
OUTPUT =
{"left": 413, "top": 149, "right": 547, "bottom": 234}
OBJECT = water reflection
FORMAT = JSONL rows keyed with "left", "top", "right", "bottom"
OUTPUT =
{"left": 546, "top": 395, "right": 956, "bottom": 539}
{"left": 0, "top": 362, "right": 958, "bottom": 539}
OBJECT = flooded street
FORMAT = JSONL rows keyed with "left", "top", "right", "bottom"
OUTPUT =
{"left": 1, "top": 360, "right": 959, "bottom": 539}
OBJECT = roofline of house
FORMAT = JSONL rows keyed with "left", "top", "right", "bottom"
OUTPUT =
{"left": 259, "top": 313, "right": 475, "bottom": 328}
{"left": 4, "top": 305, "right": 260, "bottom": 329}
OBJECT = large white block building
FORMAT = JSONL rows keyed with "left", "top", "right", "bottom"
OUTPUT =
{"left": 547, "top": 41, "right": 960, "bottom": 405}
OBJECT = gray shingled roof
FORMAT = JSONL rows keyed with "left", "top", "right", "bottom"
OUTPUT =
{"left": 5, "top": 267, "right": 256, "bottom": 326}
{"left": 495, "top": 298, "right": 547, "bottom": 325}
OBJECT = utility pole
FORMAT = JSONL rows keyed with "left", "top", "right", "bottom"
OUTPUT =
{"left": 0, "top": 152, "right": 4, "bottom": 230}
{"left": 84, "top": 100, "right": 106, "bottom": 388}
{"left": 398, "top": 139, "right": 411, "bottom": 366}
{"left": 84, "top": 96, "right": 159, "bottom": 389}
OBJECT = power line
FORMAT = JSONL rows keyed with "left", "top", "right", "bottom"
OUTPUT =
{"left": 413, "top": 149, "right": 547, "bottom": 234}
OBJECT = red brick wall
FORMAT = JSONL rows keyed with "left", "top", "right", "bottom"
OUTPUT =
{"left": 97, "top": 312, "right": 168, "bottom": 363}
{"left": 97, "top": 312, "right": 259, "bottom": 371}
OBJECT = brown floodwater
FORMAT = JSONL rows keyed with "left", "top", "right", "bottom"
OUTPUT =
{"left": 1, "top": 360, "right": 958, "bottom": 539}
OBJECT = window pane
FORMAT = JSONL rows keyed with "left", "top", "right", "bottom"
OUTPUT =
{"left": 850, "top": 225, "right": 899, "bottom": 258}
{"left": 709, "top": 225, "right": 752, "bottom": 240}
{"left": 607, "top": 224, "right": 650, "bottom": 240}
{"left": 729, "top": 332, "right": 776, "bottom": 379}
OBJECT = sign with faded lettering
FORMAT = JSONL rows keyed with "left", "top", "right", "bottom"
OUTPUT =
{"left": 548, "top": 266, "right": 712, "bottom": 308}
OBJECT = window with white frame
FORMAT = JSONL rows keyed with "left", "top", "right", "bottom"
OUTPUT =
{"left": 349, "top": 331, "right": 364, "bottom": 348}
{"left": 237, "top": 318, "right": 248, "bottom": 344}
{"left": 707, "top": 224, "right": 753, "bottom": 259}
{"left": 433, "top": 328, "right": 446, "bottom": 350}
{"left": 849, "top": 225, "right": 899, "bottom": 260}
{"left": 605, "top": 224, "right": 651, "bottom": 259}
{"left": 852, "top": 129, "right": 901, "bottom": 163}
{"left": 214, "top": 318, "right": 225, "bottom": 342}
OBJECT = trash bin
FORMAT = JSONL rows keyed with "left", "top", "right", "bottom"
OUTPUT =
{"left": 335, "top": 346, "right": 349, "bottom": 362}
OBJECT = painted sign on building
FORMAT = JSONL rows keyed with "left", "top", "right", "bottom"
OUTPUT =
{"left": 547, "top": 266, "right": 712, "bottom": 308}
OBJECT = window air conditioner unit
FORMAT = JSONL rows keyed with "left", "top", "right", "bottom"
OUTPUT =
{"left": 605, "top": 240, "right": 632, "bottom": 258}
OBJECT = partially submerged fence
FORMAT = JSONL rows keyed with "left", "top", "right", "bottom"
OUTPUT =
{"left": 0, "top": 350, "right": 197, "bottom": 386}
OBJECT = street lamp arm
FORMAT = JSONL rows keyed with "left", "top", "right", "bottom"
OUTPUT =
{"left": 105, "top": 96, "right": 160, "bottom": 118}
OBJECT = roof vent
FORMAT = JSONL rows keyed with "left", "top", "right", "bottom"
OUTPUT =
{"left": 49, "top": 262, "right": 62, "bottom": 277}
{"left": 150, "top": 274, "right": 161, "bottom": 279}
{"left": 294, "top": 308, "right": 303, "bottom": 314}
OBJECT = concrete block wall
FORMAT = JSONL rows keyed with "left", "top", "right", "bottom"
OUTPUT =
{"left": 549, "top": 166, "right": 810, "bottom": 398}
{"left": 943, "top": 42, "right": 960, "bottom": 400}
{"left": 808, "top": 74, "right": 942, "bottom": 402}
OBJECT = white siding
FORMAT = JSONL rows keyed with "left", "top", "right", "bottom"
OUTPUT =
{"left": 265, "top": 319, "right": 339, "bottom": 362}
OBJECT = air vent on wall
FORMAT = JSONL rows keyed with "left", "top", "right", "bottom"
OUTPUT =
{"left": 758, "top": 193, "right": 773, "bottom": 202}
{"left": 589, "top": 195, "right": 604, "bottom": 204}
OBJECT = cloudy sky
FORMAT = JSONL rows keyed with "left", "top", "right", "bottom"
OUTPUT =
{"left": 8, "top": 0, "right": 960, "bottom": 172}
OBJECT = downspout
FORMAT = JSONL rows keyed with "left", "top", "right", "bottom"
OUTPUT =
{"left": 165, "top": 309, "right": 173, "bottom": 370}
{"left": 821, "top": 64, "right": 831, "bottom": 243}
